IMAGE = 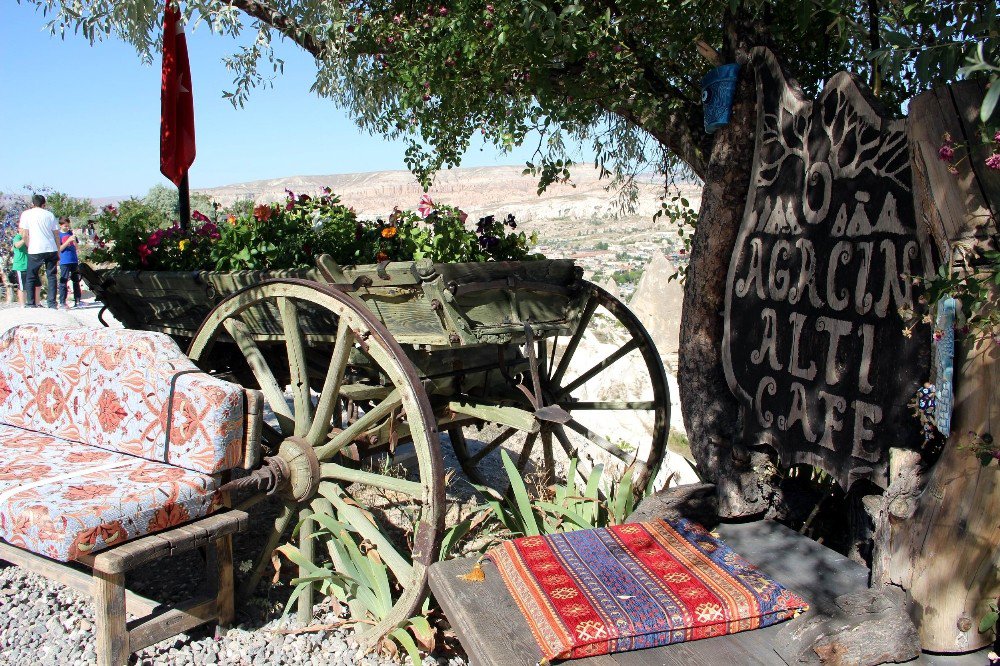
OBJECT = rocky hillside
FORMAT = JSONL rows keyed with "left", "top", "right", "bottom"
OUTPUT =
{"left": 195, "top": 165, "right": 700, "bottom": 224}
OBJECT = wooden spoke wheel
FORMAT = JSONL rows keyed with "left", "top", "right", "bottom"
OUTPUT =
{"left": 187, "top": 279, "right": 444, "bottom": 646}
{"left": 450, "top": 281, "right": 669, "bottom": 495}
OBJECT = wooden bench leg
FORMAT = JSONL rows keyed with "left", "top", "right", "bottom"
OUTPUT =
{"left": 93, "top": 569, "right": 128, "bottom": 666}
{"left": 214, "top": 534, "right": 235, "bottom": 628}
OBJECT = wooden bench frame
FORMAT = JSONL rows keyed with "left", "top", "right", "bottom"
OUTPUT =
{"left": 0, "top": 509, "right": 248, "bottom": 666}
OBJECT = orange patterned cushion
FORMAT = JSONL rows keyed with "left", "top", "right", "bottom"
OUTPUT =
{"left": 0, "top": 324, "right": 245, "bottom": 474}
{"left": 0, "top": 425, "right": 221, "bottom": 561}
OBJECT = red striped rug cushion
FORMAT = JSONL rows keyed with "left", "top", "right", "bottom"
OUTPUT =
{"left": 485, "top": 518, "right": 808, "bottom": 661}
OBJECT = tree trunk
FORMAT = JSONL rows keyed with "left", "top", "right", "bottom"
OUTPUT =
{"left": 678, "top": 52, "right": 780, "bottom": 517}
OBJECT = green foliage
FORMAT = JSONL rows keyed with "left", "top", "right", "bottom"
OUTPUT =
{"left": 45, "top": 191, "right": 95, "bottom": 220}
{"left": 210, "top": 191, "right": 352, "bottom": 271}
{"left": 656, "top": 192, "right": 698, "bottom": 283}
{"left": 872, "top": 2, "right": 998, "bottom": 118}
{"left": 474, "top": 451, "right": 648, "bottom": 537}
{"left": 88, "top": 200, "right": 169, "bottom": 267}
{"left": 979, "top": 599, "right": 999, "bottom": 635}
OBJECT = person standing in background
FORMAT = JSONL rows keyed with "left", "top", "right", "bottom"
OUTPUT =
{"left": 57, "top": 217, "right": 82, "bottom": 308}
{"left": 18, "top": 194, "right": 60, "bottom": 308}
{"left": 11, "top": 230, "right": 34, "bottom": 306}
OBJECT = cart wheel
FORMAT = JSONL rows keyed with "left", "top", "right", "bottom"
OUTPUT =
{"left": 187, "top": 279, "right": 444, "bottom": 648}
{"left": 451, "top": 281, "right": 669, "bottom": 495}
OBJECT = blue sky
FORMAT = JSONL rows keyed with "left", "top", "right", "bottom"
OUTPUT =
{"left": 0, "top": 3, "right": 555, "bottom": 199}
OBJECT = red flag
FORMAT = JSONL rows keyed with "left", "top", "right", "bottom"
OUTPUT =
{"left": 160, "top": 4, "right": 195, "bottom": 185}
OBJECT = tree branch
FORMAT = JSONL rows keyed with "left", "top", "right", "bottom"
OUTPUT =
{"left": 229, "top": 0, "right": 325, "bottom": 57}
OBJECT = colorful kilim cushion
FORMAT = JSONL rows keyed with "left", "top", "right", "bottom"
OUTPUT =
{"left": 0, "top": 425, "right": 222, "bottom": 561}
{"left": 485, "top": 518, "right": 809, "bottom": 661}
{"left": 0, "top": 324, "right": 246, "bottom": 474}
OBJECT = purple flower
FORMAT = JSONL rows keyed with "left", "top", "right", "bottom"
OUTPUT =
{"left": 938, "top": 144, "right": 954, "bottom": 162}
{"left": 986, "top": 153, "right": 1000, "bottom": 171}
{"left": 191, "top": 210, "right": 210, "bottom": 223}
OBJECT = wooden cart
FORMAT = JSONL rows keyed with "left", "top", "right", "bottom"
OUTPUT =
{"left": 81, "top": 256, "right": 670, "bottom": 645}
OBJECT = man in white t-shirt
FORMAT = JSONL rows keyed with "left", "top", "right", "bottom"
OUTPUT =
{"left": 18, "top": 194, "right": 60, "bottom": 308}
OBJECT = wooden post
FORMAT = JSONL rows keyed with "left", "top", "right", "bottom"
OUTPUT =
{"left": 178, "top": 172, "right": 191, "bottom": 230}
{"left": 884, "top": 80, "right": 1000, "bottom": 653}
{"left": 93, "top": 569, "right": 128, "bottom": 666}
{"left": 215, "top": 534, "right": 236, "bottom": 628}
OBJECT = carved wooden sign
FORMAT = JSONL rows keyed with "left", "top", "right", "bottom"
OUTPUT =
{"left": 722, "top": 48, "right": 933, "bottom": 490}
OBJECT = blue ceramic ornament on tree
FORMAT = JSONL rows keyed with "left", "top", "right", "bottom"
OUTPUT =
{"left": 701, "top": 63, "right": 741, "bottom": 134}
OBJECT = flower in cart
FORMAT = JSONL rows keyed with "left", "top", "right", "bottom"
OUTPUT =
{"left": 417, "top": 193, "right": 435, "bottom": 218}
{"left": 376, "top": 250, "right": 390, "bottom": 262}
{"left": 137, "top": 243, "right": 152, "bottom": 265}
{"left": 178, "top": 239, "right": 190, "bottom": 252}
{"left": 381, "top": 225, "right": 398, "bottom": 239}
{"left": 146, "top": 229, "right": 164, "bottom": 248}
{"left": 191, "top": 210, "right": 210, "bottom": 223}
{"left": 253, "top": 204, "right": 274, "bottom": 222}
{"left": 226, "top": 214, "right": 237, "bottom": 226}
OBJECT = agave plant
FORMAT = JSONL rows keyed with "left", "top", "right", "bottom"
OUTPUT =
{"left": 473, "top": 451, "right": 651, "bottom": 538}
{"left": 276, "top": 498, "right": 436, "bottom": 665}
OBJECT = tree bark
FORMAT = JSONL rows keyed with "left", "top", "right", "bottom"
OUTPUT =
{"left": 678, "top": 56, "right": 779, "bottom": 517}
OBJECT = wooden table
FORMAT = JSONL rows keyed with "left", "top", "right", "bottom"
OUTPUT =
{"left": 429, "top": 520, "right": 988, "bottom": 665}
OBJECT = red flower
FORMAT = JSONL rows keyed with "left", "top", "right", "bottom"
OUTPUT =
{"left": 376, "top": 251, "right": 390, "bottom": 262}
{"left": 253, "top": 204, "right": 274, "bottom": 222}
{"left": 191, "top": 210, "right": 210, "bottom": 223}
{"left": 938, "top": 144, "right": 955, "bottom": 162}
{"left": 138, "top": 243, "right": 152, "bottom": 265}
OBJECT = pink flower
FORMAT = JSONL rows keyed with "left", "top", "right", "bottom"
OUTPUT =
{"left": 938, "top": 144, "right": 954, "bottom": 162}
{"left": 986, "top": 153, "right": 1000, "bottom": 171}
{"left": 418, "top": 194, "right": 435, "bottom": 218}
{"left": 191, "top": 210, "right": 210, "bottom": 223}
{"left": 458, "top": 209, "right": 468, "bottom": 224}
{"left": 137, "top": 243, "right": 151, "bottom": 266}
{"left": 994, "top": 130, "right": 1000, "bottom": 143}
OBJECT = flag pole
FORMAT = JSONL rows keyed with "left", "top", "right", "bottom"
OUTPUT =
{"left": 178, "top": 173, "right": 191, "bottom": 230}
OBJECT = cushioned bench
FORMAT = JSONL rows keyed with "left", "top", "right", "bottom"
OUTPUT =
{"left": 0, "top": 324, "right": 263, "bottom": 665}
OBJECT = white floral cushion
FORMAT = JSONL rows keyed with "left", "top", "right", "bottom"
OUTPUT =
{"left": 0, "top": 324, "right": 246, "bottom": 474}
{"left": 0, "top": 425, "right": 221, "bottom": 561}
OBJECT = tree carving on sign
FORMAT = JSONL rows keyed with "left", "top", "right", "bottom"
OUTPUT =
{"left": 723, "top": 48, "right": 934, "bottom": 490}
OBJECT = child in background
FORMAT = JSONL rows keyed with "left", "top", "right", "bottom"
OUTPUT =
{"left": 58, "top": 217, "right": 83, "bottom": 308}
{"left": 11, "top": 231, "right": 32, "bottom": 306}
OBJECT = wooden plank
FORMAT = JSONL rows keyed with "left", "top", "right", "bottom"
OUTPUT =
{"left": 429, "top": 521, "right": 869, "bottom": 666}
{"left": 949, "top": 81, "right": 1000, "bottom": 226}
{"left": 86, "top": 511, "right": 247, "bottom": 574}
{"left": 0, "top": 542, "right": 161, "bottom": 616}
{"left": 126, "top": 596, "right": 217, "bottom": 653}
{"left": 93, "top": 569, "right": 128, "bottom": 666}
